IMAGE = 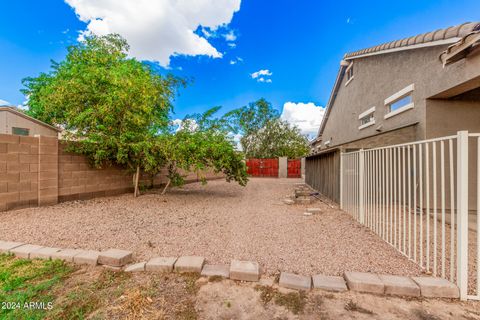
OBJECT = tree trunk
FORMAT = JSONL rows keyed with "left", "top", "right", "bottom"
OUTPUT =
{"left": 134, "top": 165, "right": 140, "bottom": 197}
{"left": 161, "top": 179, "right": 171, "bottom": 195}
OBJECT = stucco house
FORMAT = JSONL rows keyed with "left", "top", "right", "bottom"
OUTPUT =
{"left": 306, "top": 22, "right": 480, "bottom": 202}
{"left": 0, "top": 106, "right": 60, "bottom": 137}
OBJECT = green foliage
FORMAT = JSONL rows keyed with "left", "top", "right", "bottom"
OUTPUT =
{"left": 243, "top": 119, "right": 310, "bottom": 158}
{"left": 22, "top": 34, "right": 248, "bottom": 190}
{"left": 224, "top": 98, "right": 309, "bottom": 158}
{"left": 0, "top": 254, "right": 74, "bottom": 320}
{"left": 162, "top": 107, "right": 248, "bottom": 187}
{"left": 22, "top": 34, "right": 184, "bottom": 174}
{"left": 224, "top": 98, "right": 279, "bottom": 136}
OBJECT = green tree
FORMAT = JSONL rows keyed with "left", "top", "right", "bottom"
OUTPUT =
{"left": 242, "top": 119, "right": 310, "bottom": 158}
{"left": 224, "top": 99, "right": 309, "bottom": 158}
{"left": 159, "top": 106, "right": 248, "bottom": 193}
{"left": 22, "top": 34, "right": 248, "bottom": 196}
{"left": 23, "top": 34, "right": 183, "bottom": 196}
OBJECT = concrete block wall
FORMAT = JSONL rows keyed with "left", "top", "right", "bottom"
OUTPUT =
{"left": 0, "top": 134, "right": 40, "bottom": 211}
{"left": 278, "top": 157, "right": 288, "bottom": 178}
{"left": 58, "top": 142, "right": 136, "bottom": 202}
{"left": 38, "top": 136, "right": 58, "bottom": 206}
{"left": 0, "top": 134, "right": 224, "bottom": 211}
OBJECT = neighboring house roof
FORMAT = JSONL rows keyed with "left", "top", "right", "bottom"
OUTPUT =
{"left": 316, "top": 22, "right": 480, "bottom": 139}
{"left": 440, "top": 29, "right": 480, "bottom": 66}
{"left": 344, "top": 22, "right": 480, "bottom": 60}
{"left": 0, "top": 106, "right": 61, "bottom": 132}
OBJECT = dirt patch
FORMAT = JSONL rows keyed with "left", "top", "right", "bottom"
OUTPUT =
{"left": 196, "top": 279, "right": 480, "bottom": 320}
{"left": 49, "top": 267, "right": 200, "bottom": 319}
{"left": 0, "top": 178, "right": 422, "bottom": 277}
{"left": 1, "top": 254, "right": 479, "bottom": 319}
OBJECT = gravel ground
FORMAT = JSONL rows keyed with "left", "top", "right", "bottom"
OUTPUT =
{"left": 0, "top": 178, "right": 423, "bottom": 276}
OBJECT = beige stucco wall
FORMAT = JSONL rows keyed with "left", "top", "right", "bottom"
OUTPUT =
{"left": 426, "top": 99, "right": 480, "bottom": 138}
{"left": 319, "top": 45, "right": 480, "bottom": 150}
{"left": 0, "top": 110, "right": 58, "bottom": 137}
{"left": 339, "top": 124, "right": 418, "bottom": 151}
{"left": 426, "top": 99, "right": 480, "bottom": 211}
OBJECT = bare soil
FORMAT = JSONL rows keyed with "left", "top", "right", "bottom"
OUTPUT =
{"left": 0, "top": 178, "right": 422, "bottom": 277}
{"left": 48, "top": 265, "right": 480, "bottom": 319}
{"left": 196, "top": 277, "right": 480, "bottom": 320}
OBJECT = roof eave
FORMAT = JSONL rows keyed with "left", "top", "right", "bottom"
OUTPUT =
{"left": 345, "top": 38, "right": 460, "bottom": 61}
{"left": 316, "top": 64, "right": 348, "bottom": 137}
{"left": 440, "top": 32, "right": 480, "bottom": 66}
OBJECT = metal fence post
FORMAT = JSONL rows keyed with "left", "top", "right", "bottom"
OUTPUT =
{"left": 340, "top": 152, "right": 343, "bottom": 209}
{"left": 359, "top": 149, "right": 365, "bottom": 224}
{"left": 457, "top": 131, "right": 469, "bottom": 300}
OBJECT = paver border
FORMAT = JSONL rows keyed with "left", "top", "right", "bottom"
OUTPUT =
{"left": 0, "top": 239, "right": 460, "bottom": 300}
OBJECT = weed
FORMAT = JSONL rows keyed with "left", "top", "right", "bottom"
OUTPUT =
{"left": 254, "top": 285, "right": 277, "bottom": 304}
{"left": 344, "top": 300, "right": 374, "bottom": 315}
{"left": 182, "top": 273, "right": 200, "bottom": 294}
{"left": 323, "top": 293, "right": 335, "bottom": 299}
{"left": 274, "top": 291, "right": 307, "bottom": 315}
{"left": 93, "top": 269, "right": 131, "bottom": 290}
{"left": 413, "top": 309, "right": 441, "bottom": 320}
{"left": 208, "top": 275, "right": 224, "bottom": 283}
{"left": 175, "top": 302, "right": 197, "bottom": 320}
{"left": 254, "top": 285, "right": 306, "bottom": 315}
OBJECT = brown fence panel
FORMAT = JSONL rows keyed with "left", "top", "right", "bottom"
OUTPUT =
{"left": 305, "top": 149, "right": 340, "bottom": 202}
{"left": 246, "top": 158, "right": 279, "bottom": 177}
{"left": 287, "top": 159, "right": 301, "bottom": 178}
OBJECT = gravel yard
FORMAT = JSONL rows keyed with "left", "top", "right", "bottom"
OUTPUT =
{"left": 0, "top": 178, "right": 423, "bottom": 276}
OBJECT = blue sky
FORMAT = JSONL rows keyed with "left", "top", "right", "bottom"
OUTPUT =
{"left": 0, "top": 0, "right": 479, "bottom": 137}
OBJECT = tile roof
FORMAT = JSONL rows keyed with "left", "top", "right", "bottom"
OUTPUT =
{"left": 344, "top": 22, "right": 480, "bottom": 59}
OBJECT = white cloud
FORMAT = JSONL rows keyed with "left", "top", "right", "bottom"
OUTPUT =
{"left": 0, "top": 99, "right": 10, "bottom": 106}
{"left": 224, "top": 30, "right": 236, "bottom": 41}
{"left": 229, "top": 56, "right": 243, "bottom": 65}
{"left": 172, "top": 118, "right": 198, "bottom": 132}
{"left": 227, "top": 132, "right": 242, "bottom": 150}
{"left": 280, "top": 102, "right": 325, "bottom": 138}
{"left": 251, "top": 69, "right": 272, "bottom": 79}
{"left": 251, "top": 69, "right": 272, "bottom": 82}
{"left": 65, "top": 0, "right": 241, "bottom": 67}
{"left": 257, "top": 77, "right": 272, "bottom": 83}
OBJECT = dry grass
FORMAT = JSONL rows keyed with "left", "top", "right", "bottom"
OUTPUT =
{"left": 344, "top": 300, "right": 374, "bottom": 315}
{"left": 254, "top": 285, "right": 307, "bottom": 315}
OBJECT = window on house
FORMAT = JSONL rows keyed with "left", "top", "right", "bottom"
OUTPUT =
{"left": 388, "top": 94, "right": 412, "bottom": 112}
{"left": 358, "top": 106, "right": 375, "bottom": 130}
{"left": 345, "top": 63, "right": 354, "bottom": 85}
{"left": 12, "top": 127, "right": 29, "bottom": 136}
{"left": 360, "top": 114, "right": 374, "bottom": 125}
{"left": 384, "top": 84, "right": 415, "bottom": 119}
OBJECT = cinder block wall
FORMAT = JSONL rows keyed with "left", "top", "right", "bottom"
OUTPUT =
{"left": 0, "top": 134, "right": 40, "bottom": 210}
{"left": 0, "top": 134, "right": 224, "bottom": 211}
{"left": 58, "top": 142, "right": 137, "bottom": 202}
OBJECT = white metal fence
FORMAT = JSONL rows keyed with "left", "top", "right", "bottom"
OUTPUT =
{"left": 340, "top": 131, "right": 479, "bottom": 301}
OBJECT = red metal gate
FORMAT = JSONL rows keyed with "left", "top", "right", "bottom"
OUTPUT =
{"left": 287, "top": 159, "right": 301, "bottom": 178}
{"left": 246, "top": 158, "right": 279, "bottom": 177}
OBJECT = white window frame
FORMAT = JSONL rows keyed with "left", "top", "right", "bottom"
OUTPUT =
{"left": 345, "top": 62, "right": 354, "bottom": 86}
{"left": 384, "top": 84, "right": 415, "bottom": 119}
{"left": 358, "top": 106, "right": 375, "bottom": 130}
